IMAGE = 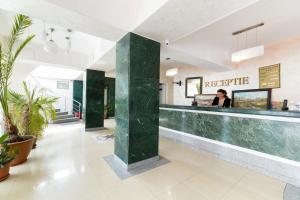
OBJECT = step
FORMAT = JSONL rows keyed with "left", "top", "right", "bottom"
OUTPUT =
{"left": 52, "top": 117, "right": 80, "bottom": 124}
{"left": 56, "top": 111, "right": 68, "bottom": 116}
{"left": 55, "top": 114, "right": 75, "bottom": 120}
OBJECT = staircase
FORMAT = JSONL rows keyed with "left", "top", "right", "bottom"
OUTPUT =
{"left": 52, "top": 109, "right": 80, "bottom": 124}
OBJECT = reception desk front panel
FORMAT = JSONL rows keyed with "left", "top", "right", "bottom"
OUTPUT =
{"left": 159, "top": 106, "right": 300, "bottom": 162}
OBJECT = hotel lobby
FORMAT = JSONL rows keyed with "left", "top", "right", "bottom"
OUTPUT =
{"left": 0, "top": 0, "right": 300, "bottom": 200}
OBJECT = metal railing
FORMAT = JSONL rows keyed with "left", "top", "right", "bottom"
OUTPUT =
{"left": 73, "top": 99, "right": 82, "bottom": 119}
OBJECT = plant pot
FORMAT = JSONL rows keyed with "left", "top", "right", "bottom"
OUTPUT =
{"left": 8, "top": 136, "right": 34, "bottom": 166}
{"left": 32, "top": 137, "right": 37, "bottom": 149}
{"left": 0, "top": 163, "right": 10, "bottom": 182}
{"left": 75, "top": 112, "right": 82, "bottom": 119}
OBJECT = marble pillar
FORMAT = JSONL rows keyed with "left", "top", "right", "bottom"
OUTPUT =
{"left": 115, "top": 32, "right": 160, "bottom": 166}
{"left": 85, "top": 69, "right": 105, "bottom": 130}
{"left": 104, "top": 77, "right": 115, "bottom": 117}
{"left": 73, "top": 80, "right": 83, "bottom": 113}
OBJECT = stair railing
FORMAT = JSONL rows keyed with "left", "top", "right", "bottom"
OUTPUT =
{"left": 73, "top": 99, "right": 81, "bottom": 119}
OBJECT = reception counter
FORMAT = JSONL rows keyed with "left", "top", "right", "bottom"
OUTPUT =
{"left": 159, "top": 104, "right": 300, "bottom": 186}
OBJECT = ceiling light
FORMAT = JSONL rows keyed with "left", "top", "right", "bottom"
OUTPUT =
{"left": 44, "top": 28, "right": 58, "bottom": 54}
{"left": 232, "top": 23, "right": 264, "bottom": 62}
{"left": 65, "top": 29, "right": 72, "bottom": 54}
{"left": 44, "top": 40, "right": 59, "bottom": 54}
{"left": 41, "top": 21, "right": 48, "bottom": 41}
{"left": 232, "top": 45, "right": 264, "bottom": 62}
{"left": 65, "top": 37, "right": 71, "bottom": 54}
{"left": 166, "top": 68, "right": 178, "bottom": 77}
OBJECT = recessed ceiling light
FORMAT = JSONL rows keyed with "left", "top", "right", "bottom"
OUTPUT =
{"left": 166, "top": 68, "right": 178, "bottom": 77}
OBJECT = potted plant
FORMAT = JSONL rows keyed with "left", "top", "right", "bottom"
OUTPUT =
{"left": 0, "top": 14, "right": 35, "bottom": 166}
{"left": 9, "top": 82, "right": 58, "bottom": 149}
{"left": 0, "top": 134, "right": 16, "bottom": 181}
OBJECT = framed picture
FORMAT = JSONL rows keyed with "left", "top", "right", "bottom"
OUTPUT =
{"left": 232, "top": 89, "right": 272, "bottom": 110}
{"left": 195, "top": 94, "right": 216, "bottom": 106}
{"left": 185, "top": 77, "right": 203, "bottom": 98}
{"left": 259, "top": 63, "right": 280, "bottom": 89}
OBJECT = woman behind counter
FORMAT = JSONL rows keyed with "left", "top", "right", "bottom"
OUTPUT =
{"left": 212, "top": 89, "right": 231, "bottom": 108}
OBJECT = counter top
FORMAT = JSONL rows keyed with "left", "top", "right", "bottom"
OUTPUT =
{"left": 160, "top": 104, "right": 300, "bottom": 119}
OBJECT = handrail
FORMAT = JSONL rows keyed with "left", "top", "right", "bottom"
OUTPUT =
{"left": 73, "top": 99, "right": 81, "bottom": 105}
{"left": 72, "top": 99, "right": 81, "bottom": 119}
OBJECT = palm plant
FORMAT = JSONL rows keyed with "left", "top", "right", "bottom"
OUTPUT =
{"left": 0, "top": 134, "right": 16, "bottom": 168}
{"left": 9, "top": 82, "right": 58, "bottom": 141}
{"left": 0, "top": 14, "right": 35, "bottom": 140}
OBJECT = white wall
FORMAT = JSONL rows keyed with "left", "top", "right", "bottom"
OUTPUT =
{"left": 10, "top": 62, "right": 38, "bottom": 93}
{"left": 160, "top": 66, "right": 174, "bottom": 104}
{"left": 172, "top": 67, "right": 203, "bottom": 105}
{"left": 32, "top": 77, "right": 74, "bottom": 113}
{"left": 172, "top": 37, "right": 300, "bottom": 106}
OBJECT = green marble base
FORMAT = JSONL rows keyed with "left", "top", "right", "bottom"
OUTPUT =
{"left": 115, "top": 32, "right": 160, "bottom": 165}
{"left": 159, "top": 108, "right": 300, "bottom": 162}
{"left": 73, "top": 80, "right": 83, "bottom": 113}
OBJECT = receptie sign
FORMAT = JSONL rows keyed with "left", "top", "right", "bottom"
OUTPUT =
{"left": 204, "top": 77, "right": 249, "bottom": 87}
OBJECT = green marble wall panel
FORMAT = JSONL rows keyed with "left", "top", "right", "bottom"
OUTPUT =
{"left": 159, "top": 109, "right": 300, "bottom": 162}
{"left": 73, "top": 80, "right": 83, "bottom": 113}
{"left": 104, "top": 77, "right": 115, "bottom": 117}
{"left": 160, "top": 104, "right": 300, "bottom": 118}
{"left": 85, "top": 69, "right": 105, "bottom": 129}
{"left": 115, "top": 32, "right": 160, "bottom": 165}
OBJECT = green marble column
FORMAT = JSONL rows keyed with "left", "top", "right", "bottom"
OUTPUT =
{"left": 73, "top": 80, "right": 83, "bottom": 113}
{"left": 85, "top": 69, "right": 105, "bottom": 130}
{"left": 115, "top": 32, "right": 160, "bottom": 165}
{"left": 104, "top": 77, "right": 115, "bottom": 117}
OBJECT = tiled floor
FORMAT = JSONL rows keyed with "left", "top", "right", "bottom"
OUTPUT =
{"left": 0, "top": 119, "right": 285, "bottom": 200}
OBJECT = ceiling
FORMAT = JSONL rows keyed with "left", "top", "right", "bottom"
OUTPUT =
{"left": 0, "top": 0, "right": 300, "bottom": 75}
{"left": 171, "top": 0, "right": 300, "bottom": 67}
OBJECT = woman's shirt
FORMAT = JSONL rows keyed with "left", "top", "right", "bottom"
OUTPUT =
{"left": 218, "top": 98, "right": 225, "bottom": 106}
{"left": 212, "top": 97, "right": 231, "bottom": 108}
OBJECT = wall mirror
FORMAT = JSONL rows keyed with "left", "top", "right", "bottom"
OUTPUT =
{"left": 185, "top": 77, "right": 203, "bottom": 98}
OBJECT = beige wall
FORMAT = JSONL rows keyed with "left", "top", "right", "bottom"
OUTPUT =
{"left": 172, "top": 37, "right": 300, "bottom": 106}
{"left": 160, "top": 66, "right": 174, "bottom": 104}
{"left": 10, "top": 62, "right": 37, "bottom": 93}
{"left": 172, "top": 67, "right": 204, "bottom": 105}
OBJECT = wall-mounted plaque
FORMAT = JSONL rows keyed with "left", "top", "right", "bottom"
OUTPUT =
{"left": 259, "top": 64, "right": 280, "bottom": 89}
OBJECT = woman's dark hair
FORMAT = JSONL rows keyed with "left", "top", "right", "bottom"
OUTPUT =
{"left": 217, "top": 89, "right": 227, "bottom": 97}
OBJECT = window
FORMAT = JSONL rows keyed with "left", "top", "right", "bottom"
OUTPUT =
{"left": 57, "top": 80, "right": 69, "bottom": 89}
